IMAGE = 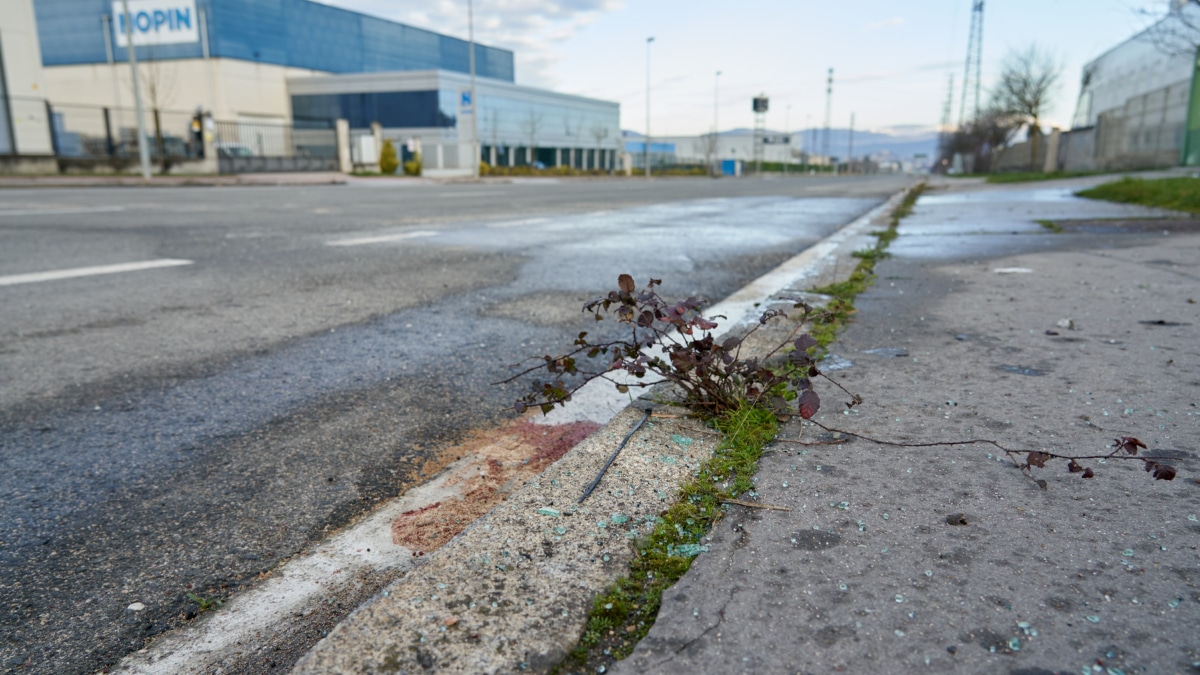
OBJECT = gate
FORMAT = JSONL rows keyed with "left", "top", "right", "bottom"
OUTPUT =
{"left": 215, "top": 119, "right": 338, "bottom": 173}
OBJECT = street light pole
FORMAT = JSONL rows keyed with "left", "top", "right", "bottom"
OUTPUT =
{"left": 713, "top": 70, "right": 721, "bottom": 173}
{"left": 120, "top": 0, "right": 151, "bottom": 180}
{"left": 468, "top": 0, "right": 478, "bottom": 178}
{"left": 645, "top": 36, "right": 654, "bottom": 180}
{"left": 785, "top": 104, "right": 791, "bottom": 175}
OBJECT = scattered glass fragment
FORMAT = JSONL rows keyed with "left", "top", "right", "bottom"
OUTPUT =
{"left": 597, "top": 521, "right": 607, "bottom": 529}
{"left": 838, "top": 582, "right": 848, "bottom": 591}
{"left": 895, "top": 595, "right": 904, "bottom": 603}
{"left": 883, "top": 513, "right": 890, "bottom": 520}
{"left": 667, "top": 543, "right": 709, "bottom": 557}
{"left": 553, "top": 527, "right": 567, "bottom": 536}
{"left": 881, "top": 547, "right": 889, "bottom": 554}
{"left": 1086, "top": 615, "right": 1100, "bottom": 623}
{"left": 895, "top": 629, "right": 906, "bottom": 637}
{"left": 670, "top": 434, "right": 694, "bottom": 445}
{"left": 857, "top": 520, "right": 867, "bottom": 532}
{"left": 537, "top": 507, "right": 561, "bottom": 518}
{"left": 925, "top": 570, "right": 933, "bottom": 577}
{"left": 1168, "top": 598, "right": 1182, "bottom": 608}
{"left": 1122, "top": 549, "right": 1134, "bottom": 557}
{"left": 610, "top": 513, "right": 630, "bottom": 524}
{"left": 1188, "top": 515, "right": 1198, "bottom": 522}
{"left": 1009, "top": 637, "right": 1021, "bottom": 651}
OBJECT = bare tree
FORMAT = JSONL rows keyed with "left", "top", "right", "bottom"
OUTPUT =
{"left": 1139, "top": 0, "right": 1200, "bottom": 56}
{"left": 992, "top": 44, "right": 1061, "bottom": 170}
{"left": 521, "top": 110, "right": 543, "bottom": 165}
{"left": 590, "top": 124, "right": 609, "bottom": 171}
{"left": 699, "top": 132, "right": 718, "bottom": 174}
{"left": 936, "top": 106, "right": 1022, "bottom": 174}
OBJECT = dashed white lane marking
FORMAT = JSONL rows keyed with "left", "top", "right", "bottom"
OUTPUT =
{"left": 0, "top": 259, "right": 193, "bottom": 287}
{"left": 325, "top": 230, "right": 437, "bottom": 247}
{"left": 0, "top": 205, "right": 125, "bottom": 217}
{"left": 488, "top": 217, "right": 550, "bottom": 228}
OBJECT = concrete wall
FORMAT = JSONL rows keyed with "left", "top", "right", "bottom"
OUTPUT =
{"left": 0, "top": 0, "right": 54, "bottom": 155}
{"left": 42, "top": 58, "right": 328, "bottom": 121}
{"left": 1089, "top": 79, "right": 1190, "bottom": 170}
{"left": 1058, "top": 127, "right": 1096, "bottom": 172}
{"left": 993, "top": 134, "right": 1048, "bottom": 173}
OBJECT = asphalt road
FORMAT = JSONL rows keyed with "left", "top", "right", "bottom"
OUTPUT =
{"left": 0, "top": 174, "right": 911, "bottom": 673}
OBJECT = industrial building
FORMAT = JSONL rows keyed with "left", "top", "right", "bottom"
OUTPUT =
{"left": 0, "top": 0, "right": 619, "bottom": 174}
{"left": 1060, "top": 0, "right": 1200, "bottom": 170}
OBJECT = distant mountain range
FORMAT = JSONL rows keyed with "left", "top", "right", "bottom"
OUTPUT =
{"left": 623, "top": 127, "right": 938, "bottom": 161}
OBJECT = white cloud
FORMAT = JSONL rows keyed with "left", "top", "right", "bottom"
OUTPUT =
{"left": 866, "top": 16, "right": 904, "bottom": 30}
{"left": 315, "top": 0, "right": 625, "bottom": 87}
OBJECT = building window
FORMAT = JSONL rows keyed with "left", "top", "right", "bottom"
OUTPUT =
{"left": 291, "top": 91, "right": 456, "bottom": 128}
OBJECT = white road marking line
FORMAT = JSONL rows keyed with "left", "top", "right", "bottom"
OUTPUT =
{"left": 0, "top": 259, "right": 193, "bottom": 287}
{"left": 0, "top": 205, "right": 126, "bottom": 217}
{"left": 325, "top": 230, "right": 437, "bottom": 247}
{"left": 488, "top": 217, "right": 550, "bottom": 228}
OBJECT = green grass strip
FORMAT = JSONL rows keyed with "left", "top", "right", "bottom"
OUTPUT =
{"left": 554, "top": 182, "right": 926, "bottom": 674}
{"left": 1076, "top": 176, "right": 1200, "bottom": 214}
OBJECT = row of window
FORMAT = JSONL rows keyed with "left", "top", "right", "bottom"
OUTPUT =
{"left": 290, "top": 89, "right": 620, "bottom": 148}
{"left": 34, "top": 0, "right": 514, "bottom": 81}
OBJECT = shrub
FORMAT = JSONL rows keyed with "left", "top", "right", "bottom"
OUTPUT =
{"left": 403, "top": 151, "right": 422, "bottom": 177}
{"left": 379, "top": 139, "right": 399, "bottom": 175}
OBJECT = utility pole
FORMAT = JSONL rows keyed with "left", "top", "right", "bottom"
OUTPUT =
{"left": 645, "top": 36, "right": 654, "bottom": 180}
{"left": 847, "top": 112, "right": 855, "bottom": 174}
{"left": 821, "top": 68, "right": 833, "bottom": 168}
{"left": 121, "top": 0, "right": 151, "bottom": 180}
{"left": 468, "top": 0, "right": 479, "bottom": 178}
{"left": 958, "top": 0, "right": 985, "bottom": 125}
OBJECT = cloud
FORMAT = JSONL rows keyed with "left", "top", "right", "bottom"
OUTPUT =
{"left": 315, "top": 0, "right": 625, "bottom": 87}
{"left": 866, "top": 16, "right": 904, "bottom": 30}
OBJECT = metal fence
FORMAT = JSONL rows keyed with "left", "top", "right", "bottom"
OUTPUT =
{"left": 214, "top": 119, "right": 337, "bottom": 173}
{"left": 45, "top": 100, "right": 203, "bottom": 162}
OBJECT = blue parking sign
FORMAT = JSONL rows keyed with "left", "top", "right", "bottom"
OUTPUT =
{"left": 460, "top": 90, "right": 473, "bottom": 113}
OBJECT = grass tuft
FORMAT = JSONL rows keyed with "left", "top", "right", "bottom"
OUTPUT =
{"left": 1076, "top": 176, "right": 1200, "bottom": 214}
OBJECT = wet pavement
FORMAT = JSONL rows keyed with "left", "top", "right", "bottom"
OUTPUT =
{"left": 0, "top": 176, "right": 907, "bottom": 674}
{"left": 614, "top": 176, "right": 1200, "bottom": 674}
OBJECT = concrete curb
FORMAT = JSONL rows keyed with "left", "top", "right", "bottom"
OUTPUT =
{"left": 289, "top": 187, "right": 915, "bottom": 673}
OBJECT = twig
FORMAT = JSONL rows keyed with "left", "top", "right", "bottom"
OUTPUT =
{"left": 720, "top": 498, "right": 791, "bottom": 511}
{"left": 579, "top": 408, "right": 651, "bottom": 503}
{"left": 774, "top": 437, "right": 847, "bottom": 446}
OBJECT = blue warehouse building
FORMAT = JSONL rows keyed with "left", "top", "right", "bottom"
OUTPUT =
{"left": 21, "top": 0, "right": 619, "bottom": 174}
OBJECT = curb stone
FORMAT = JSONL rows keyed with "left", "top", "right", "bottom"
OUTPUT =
{"left": 290, "top": 187, "right": 916, "bottom": 674}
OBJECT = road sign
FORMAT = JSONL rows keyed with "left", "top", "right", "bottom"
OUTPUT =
{"left": 460, "top": 90, "right": 473, "bottom": 114}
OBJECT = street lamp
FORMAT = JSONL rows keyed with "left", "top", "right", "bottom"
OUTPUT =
{"left": 713, "top": 70, "right": 721, "bottom": 173}
{"left": 645, "top": 36, "right": 654, "bottom": 180}
{"left": 468, "top": 0, "right": 478, "bottom": 178}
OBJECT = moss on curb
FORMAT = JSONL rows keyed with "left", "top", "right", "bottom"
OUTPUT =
{"left": 553, "top": 183, "right": 926, "bottom": 675}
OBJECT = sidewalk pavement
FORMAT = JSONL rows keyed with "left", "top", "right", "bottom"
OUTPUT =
{"left": 287, "top": 175, "right": 1197, "bottom": 674}
{"left": 614, "top": 176, "right": 1200, "bottom": 674}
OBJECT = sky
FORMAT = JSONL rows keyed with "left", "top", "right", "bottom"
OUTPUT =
{"left": 322, "top": 0, "right": 1174, "bottom": 138}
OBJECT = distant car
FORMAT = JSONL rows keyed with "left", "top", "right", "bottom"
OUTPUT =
{"left": 534, "top": 161, "right": 546, "bottom": 170}
{"left": 216, "top": 143, "right": 254, "bottom": 158}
